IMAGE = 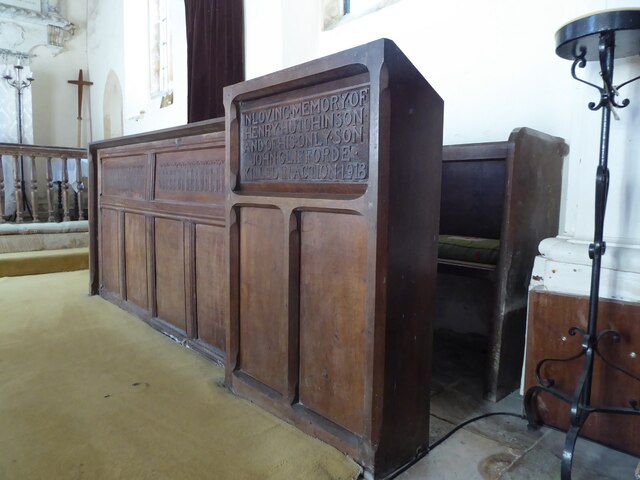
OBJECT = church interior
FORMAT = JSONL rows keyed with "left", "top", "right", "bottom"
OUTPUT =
{"left": 1, "top": 1, "right": 640, "bottom": 479}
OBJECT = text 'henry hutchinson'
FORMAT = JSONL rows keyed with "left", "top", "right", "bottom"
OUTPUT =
{"left": 239, "top": 85, "right": 370, "bottom": 183}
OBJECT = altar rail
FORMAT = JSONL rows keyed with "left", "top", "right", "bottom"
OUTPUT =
{"left": 0, "top": 143, "right": 87, "bottom": 224}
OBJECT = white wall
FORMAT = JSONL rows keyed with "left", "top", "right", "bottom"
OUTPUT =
{"left": 244, "top": 0, "right": 640, "bottom": 299}
{"left": 87, "top": 0, "right": 125, "bottom": 144}
{"left": 87, "top": 0, "right": 187, "bottom": 141}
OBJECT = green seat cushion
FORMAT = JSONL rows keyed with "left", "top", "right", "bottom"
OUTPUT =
{"left": 438, "top": 235, "right": 500, "bottom": 265}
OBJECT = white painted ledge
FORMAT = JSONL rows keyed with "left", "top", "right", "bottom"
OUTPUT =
{"left": 539, "top": 236, "right": 640, "bottom": 274}
{"left": 531, "top": 236, "right": 640, "bottom": 302}
{"left": 0, "top": 221, "right": 88, "bottom": 236}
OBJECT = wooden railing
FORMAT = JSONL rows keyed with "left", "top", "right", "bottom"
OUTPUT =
{"left": 0, "top": 143, "right": 87, "bottom": 224}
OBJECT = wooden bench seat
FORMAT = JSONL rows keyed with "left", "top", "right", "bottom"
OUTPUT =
{"left": 437, "top": 127, "right": 568, "bottom": 401}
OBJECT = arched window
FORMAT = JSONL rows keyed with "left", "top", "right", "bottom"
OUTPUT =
{"left": 149, "top": 0, "right": 173, "bottom": 97}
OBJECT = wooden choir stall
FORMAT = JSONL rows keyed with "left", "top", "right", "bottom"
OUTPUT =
{"left": 90, "top": 39, "right": 443, "bottom": 479}
{"left": 88, "top": 119, "right": 227, "bottom": 364}
{"left": 87, "top": 48, "right": 573, "bottom": 478}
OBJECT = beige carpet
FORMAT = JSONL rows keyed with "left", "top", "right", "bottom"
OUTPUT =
{"left": 0, "top": 270, "right": 361, "bottom": 480}
{"left": 0, "top": 247, "right": 89, "bottom": 277}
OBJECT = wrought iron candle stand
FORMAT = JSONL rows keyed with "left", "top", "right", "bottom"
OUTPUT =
{"left": 524, "top": 9, "right": 640, "bottom": 480}
{"left": 3, "top": 56, "right": 35, "bottom": 220}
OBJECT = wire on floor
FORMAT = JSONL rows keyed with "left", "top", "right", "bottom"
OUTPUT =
{"left": 387, "top": 411, "right": 527, "bottom": 479}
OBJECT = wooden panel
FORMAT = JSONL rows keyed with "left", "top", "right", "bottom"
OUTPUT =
{"left": 155, "top": 148, "right": 225, "bottom": 203}
{"left": 100, "top": 208, "right": 120, "bottom": 295}
{"left": 155, "top": 218, "right": 186, "bottom": 332}
{"left": 195, "top": 224, "right": 226, "bottom": 351}
{"left": 238, "top": 207, "right": 287, "bottom": 394}
{"left": 101, "top": 155, "right": 148, "bottom": 199}
{"left": 124, "top": 213, "right": 148, "bottom": 308}
{"left": 299, "top": 211, "right": 367, "bottom": 434}
{"left": 525, "top": 289, "right": 640, "bottom": 456}
{"left": 440, "top": 158, "right": 505, "bottom": 239}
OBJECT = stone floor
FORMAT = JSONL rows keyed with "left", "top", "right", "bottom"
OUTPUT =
{"left": 396, "top": 330, "right": 640, "bottom": 480}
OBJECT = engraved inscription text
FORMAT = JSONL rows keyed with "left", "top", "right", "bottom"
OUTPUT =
{"left": 240, "top": 84, "right": 370, "bottom": 183}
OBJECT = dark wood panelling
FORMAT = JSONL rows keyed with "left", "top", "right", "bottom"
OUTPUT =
{"left": 124, "top": 213, "right": 148, "bottom": 308}
{"left": 525, "top": 289, "right": 640, "bottom": 457}
{"left": 440, "top": 159, "right": 505, "bottom": 239}
{"left": 184, "top": 222, "right": 196, "bottom": 338}
{"left": 299, "top": 211, "right": 367, "bottom": 434}
{"left": 100, "top": 208, "right": 119, "bottom": 295}
{"left": 90, "top": 123, "right": 226, "bottom": 359}
{"left": 238, "top": 207, "right": 287, "bottom": 395}
{"left": 195, "top": 224, "right": 226, "bottom": 351}
{"left": 154, "top": 218, "right": 186, "bottom": 332}
{"left": 225, "top": 39, "right": 443, "bottom": 478}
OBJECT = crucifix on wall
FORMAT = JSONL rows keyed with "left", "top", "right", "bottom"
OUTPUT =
{"left": 68, "top": 69, "right": 93, "bottom": 147}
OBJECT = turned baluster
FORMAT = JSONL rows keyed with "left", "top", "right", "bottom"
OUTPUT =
{"left": 12, "top": 155, "right": 23, "bottom": 223}
{"left": 61, "top": 157, "right": 70, "bottom": 222}
{"left": 46, "top": 157, "right": 55, "bottom": 222}
{"left": 29, "top": 155, "right": 39, "bottom": 222}
{"left": 0, "top": 158, "right": 5, "bottom": 223}
{"left": 75, "top": 157, "right": 85, "bottom": 221}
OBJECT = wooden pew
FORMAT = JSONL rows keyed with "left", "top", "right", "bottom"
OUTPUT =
{"left": 88, "top": 118, "right": 226, "bottom": 364}
{"left": 437, "top": 127, "right": 568, "bottom": 401}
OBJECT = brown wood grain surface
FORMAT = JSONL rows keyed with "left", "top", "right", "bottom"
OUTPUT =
{"left": 155, "top": 218, "right": 186, "bottom": 332}
{"left": 124, "top": 213, "right": 148, "bottom": 308}
{"left": 195, "top": 224, "right": 226, "bottom": 351}
{"left": 100, "top": 208, "right": 119, "bottom": 295}
{"left": 299, "top": 211, "right": 368, "bottom": 435}
{"left": 238, "top": 207, "right": 288, "bottom": 395}
{"left": 525, "top": 289, "right": 640, "bottom": 456}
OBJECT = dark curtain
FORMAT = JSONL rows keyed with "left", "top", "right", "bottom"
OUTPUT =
{"left": 184, "top": 0, "right": 244, "bottom": 122}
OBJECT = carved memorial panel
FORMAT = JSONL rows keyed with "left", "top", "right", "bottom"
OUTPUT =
{"left": 237, "top": 74, "right": 370, "bottom": 190}
{"left": 225, "top": 39, "right": 444, "bottom": 479}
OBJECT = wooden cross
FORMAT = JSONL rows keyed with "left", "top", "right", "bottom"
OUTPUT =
{"left": 68, "top": 69, "right": 93, "bottom": 146}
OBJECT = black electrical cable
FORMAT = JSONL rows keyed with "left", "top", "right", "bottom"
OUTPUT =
{"left": 429, "top": 411, "right": 526, "bottom": 451}
{"left": 386, "top": 411, "right": 527, "bottom": 479}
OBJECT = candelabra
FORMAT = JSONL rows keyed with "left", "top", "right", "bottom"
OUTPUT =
{"left": 524, "top": 9, "right": 640, "bottom": 480}
{"left": 3, "top": 56, "right": 35, "bottom": 219}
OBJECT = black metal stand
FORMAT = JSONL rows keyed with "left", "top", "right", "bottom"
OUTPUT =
{"left": 3, "top": 60, "right": 35, "bottom": 220}
{"left": 524, "top": 10, "right": 640, "bottom": 480}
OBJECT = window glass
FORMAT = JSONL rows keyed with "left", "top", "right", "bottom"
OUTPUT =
{"left": 149, "top": 0, "right": 173, "bottom": 96}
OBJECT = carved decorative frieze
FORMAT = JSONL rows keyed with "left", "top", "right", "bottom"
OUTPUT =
{"left": 102, "top": 157, "right": 147, "bottom": 199}
{"left": 156, "top": 158, "right": 224, "bottom": 194}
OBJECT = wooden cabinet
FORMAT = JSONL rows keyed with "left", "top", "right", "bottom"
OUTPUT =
{"left": 224, "top": 39, "right": 443, "bottom": 478}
